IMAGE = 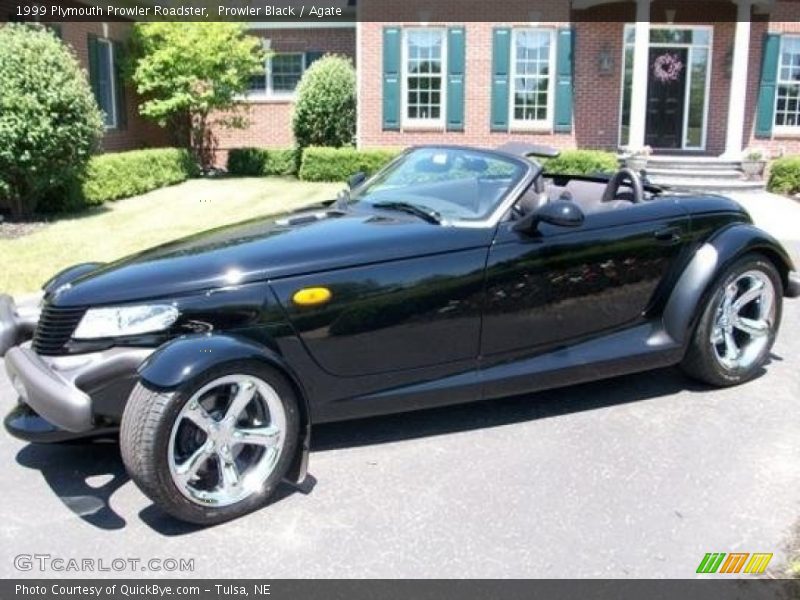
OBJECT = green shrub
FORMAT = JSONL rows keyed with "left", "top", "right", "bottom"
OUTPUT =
{"left": 292, "top": 56, "right": 356, "bottom": 150}
{"left": 227, "top": 148, "right": 297, "bottom": 177}
{"left": 0, "top": 24, "right": 104, "bottom": 218}
{"left": 543, "top": 150, "right": 619, "bottom": 176}
{"left": 767, "top": 156, "right": 800, "bottom": 195}
{"left": 299, "top": 147, "right": 400, "bottom": 182}
{"left": 77, "top": 148, "right": 199, "bottom": 207}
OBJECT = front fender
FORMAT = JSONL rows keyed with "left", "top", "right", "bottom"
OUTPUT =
{"left": 139, "top": 333, "right": 286, "bottom": 390}
{"left": 42, "top": 262, "right": 104, "bottom": 295}
{"left": 137, "top": 333, "right": 311, "bottom": 485}
{"left": 663, "top": 223, "right": 795, "bottom": 344}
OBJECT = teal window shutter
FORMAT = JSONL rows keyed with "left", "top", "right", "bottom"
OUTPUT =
{"left": 446, "top": 27, "right": 465, "bottom": 132}
{"left": 554, "top": 27, "right": 574, "bottom": 133}
{"left": 87, "top": 34, "right": 101, "bottom": 105}
{"left": 490, "top": 28, "right": 510, "bottom": 132}
{"left": 305, "top": 51, "right": 324, "bottom": 69}
{"left": 383, "top": 27, "right": 401, "bottom": 131}
{"left": 113, "top": 41, "right": 127, "bottom": 130}
{"left": 755, "top": 33, "right": 781, "bottom": 139}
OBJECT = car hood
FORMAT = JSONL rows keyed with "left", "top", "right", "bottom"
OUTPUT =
{"left": 51, "top": 208, "right": 494, "bottom": 307}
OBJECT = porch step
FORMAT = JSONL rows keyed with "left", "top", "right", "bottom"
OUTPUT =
{"left": 645, "top": 156, "right": 743, "bottom": 171}
{"left": 647, "top": 176, "right": 765, "bottom": 193}
{"left": 646, "top": 167, "right": 744, "bottom": 179}
{"left": 625, "top": 154, "right": 767, "bottom": 192}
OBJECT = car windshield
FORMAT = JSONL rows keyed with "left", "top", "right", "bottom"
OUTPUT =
{"left": 351, "top": 147, "right": 527, "bottom": 222}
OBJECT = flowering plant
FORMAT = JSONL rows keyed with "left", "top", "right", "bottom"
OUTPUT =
{"left": 652, "top": 52, "right": 684, "bottom": 83}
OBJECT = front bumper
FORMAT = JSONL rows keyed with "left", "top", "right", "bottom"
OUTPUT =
{"left": 6, "top": 346, "right": 93, "bottom": 432}
{"left": 3, "top": 404, "right": 119, "bottom": 443}
{"left": 0, "top": 294, "right": 40, "bottom": 356}
{"left": 3, "top": 345, "right": 153, "bottom": 441}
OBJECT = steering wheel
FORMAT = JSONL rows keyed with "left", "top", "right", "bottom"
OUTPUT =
{"left": 602, "top": 167, "right": 644, "bottom": 204}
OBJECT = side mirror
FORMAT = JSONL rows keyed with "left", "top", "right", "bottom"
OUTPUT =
{"left": 538, "top": 200, "right": 585, "bottom": 228}
{"left": 513, "top": 200, "right": 585, "bottom": 233}
{"left": 348, "top": 171, "right": 367, "bottom": 190}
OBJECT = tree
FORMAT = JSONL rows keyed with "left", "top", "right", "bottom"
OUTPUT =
{"left": 292, "top": 55, "right": 356, "bottom": 150}
{"left": 129, "top": 23, "right": 265, "bottom": 169}
{"left": 0, "top": 24, "right": 103, "bottom": 218}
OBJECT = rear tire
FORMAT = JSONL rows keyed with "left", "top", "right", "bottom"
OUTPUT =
{"left": 120, "top": 360, "right": 299, "bottom": 525}
{"left": 681, "top": 253, "right": 782, "bottom": 387}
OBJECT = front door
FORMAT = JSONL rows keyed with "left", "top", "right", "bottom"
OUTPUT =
{"left": 645, "top": 47, "right": 688, "bottom": 149}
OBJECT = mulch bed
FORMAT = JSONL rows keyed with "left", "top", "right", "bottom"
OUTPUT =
{"left": 0, "top": 218, "right": 49, "bottom": 239}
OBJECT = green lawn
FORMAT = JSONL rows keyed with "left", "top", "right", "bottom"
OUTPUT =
{"left": 0, "top": 177, "right": 341, "bottom": 296}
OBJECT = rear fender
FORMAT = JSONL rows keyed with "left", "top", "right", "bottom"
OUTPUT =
{"left": 137, "top": 333, "right": 311, "bottom": 484}
{"left": 662, "top": 223, "right": 795, "bottom": 344}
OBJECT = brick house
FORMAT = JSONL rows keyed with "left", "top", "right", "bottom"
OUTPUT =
{"left": 1, "top": 0, "right": 169, "bottom": 152}
{"left": 4, "top": 0, "right": 800, "bottom": 163}
{"left": 214, "top": 23, "right": 356, "bottom": 163}
{"left": 0, "top": 1, "right": 356, "bottom": 157}
{"left": 358, "top": 0, "right": 800, "bottom": 159}
{"left": 52, "top": 21, "right": 170, "bottom": 153}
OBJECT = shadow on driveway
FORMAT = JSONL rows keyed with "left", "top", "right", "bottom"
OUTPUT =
{"left": 311, "top": 366, "right": 714, "bottom": 451}
{"left": 13, "top": 364, "right": 765, "bottom": 535}
{"left": 15, "top": 440, "right": 128, "bottom": 530}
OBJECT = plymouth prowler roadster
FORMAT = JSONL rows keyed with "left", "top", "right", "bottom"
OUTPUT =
{"left": 1, "top": 143, "right": 797, "bottom": 523}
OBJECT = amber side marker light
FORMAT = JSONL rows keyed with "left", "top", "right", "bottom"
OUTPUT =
{"left": 293, "top": 287, "right": 332, "bottom": 306}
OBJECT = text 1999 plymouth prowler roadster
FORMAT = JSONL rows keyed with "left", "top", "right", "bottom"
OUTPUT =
{"left": 1, "top": 144, "right": 798, "bottom": 524}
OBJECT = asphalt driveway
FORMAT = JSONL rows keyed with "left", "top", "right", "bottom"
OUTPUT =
{"left": 0, "top": 192, "right": 798, "bottom": 579}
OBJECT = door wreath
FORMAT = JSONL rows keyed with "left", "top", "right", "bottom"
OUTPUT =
{"left": 652, "top": 52, "right": 684, "bottom": 83}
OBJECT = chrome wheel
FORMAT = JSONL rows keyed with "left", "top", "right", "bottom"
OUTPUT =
{"left": 167, "top": 375, "right": 287, "bottom": 507}
{"left": 711, "top": 270, "right": 776, "bottom": 371}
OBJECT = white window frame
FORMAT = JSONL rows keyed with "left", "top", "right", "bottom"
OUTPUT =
{"left": 509, "top": 28, "right": 556, "bottom": 131}
{"left": 774, "top": 35, "right": 800, "bottom": 135}
{"left": 401, "top": 27, "right": 447, "bottom": 129}
{"left": 97, "top": 38, "right": 118, "bottom": 130}
{"left": 247, "top": 50, "right": 306, "bottom": 101}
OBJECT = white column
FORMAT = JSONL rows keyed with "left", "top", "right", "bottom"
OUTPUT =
{"left": 355, "top": 20, "right": 362, "bottom": 149}
{"left": 628, "top": 0, "right": 651, "bottom": 150}
{"left": 723, "top": 0, "right": 753, "bottom": 158}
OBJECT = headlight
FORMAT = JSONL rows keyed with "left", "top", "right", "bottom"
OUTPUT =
{"left": 72, "top": 305, "right": 179, "bottom": 340}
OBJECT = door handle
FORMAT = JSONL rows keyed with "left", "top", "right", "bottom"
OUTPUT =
{"left": 654, "top": 226, "right": 681, "bottom": 244}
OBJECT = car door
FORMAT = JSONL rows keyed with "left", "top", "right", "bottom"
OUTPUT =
{"left": 271, "top": 231, "right": 491, "bottom": 378}
{"left": 480, "top": 199, "right": 691, "bottom": 359}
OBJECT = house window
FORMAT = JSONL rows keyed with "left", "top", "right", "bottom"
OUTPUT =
{"left": 775, "top": 36, "right": 800, "bottom": 128}
{"left": 403, "top": 29, "right": 446, "bottom": 127}
{"left": 95, "top": 39, "right": 117, "bottom": 129}
{"left": 248, "top": 52, "right": 306, "bottom": 97}
{"left": 271, "top": 53, "right": 305, "bottom": 92}
{"left": 510, "top": 29, "right": 555, "bottom": 128}
{"left": 249, "top": 70, "right": 267, "bottom": 94}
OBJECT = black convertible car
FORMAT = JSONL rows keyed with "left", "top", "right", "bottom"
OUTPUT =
{"left": 1, "top": 143, "right": 797, "bottom": 524}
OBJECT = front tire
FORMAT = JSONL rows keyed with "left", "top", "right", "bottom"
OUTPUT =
{"left": 120, "top": 361, "right": 299, "bottom": 525}
{"left": 681, "top": 253, "right": 783, "bottom": 387}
